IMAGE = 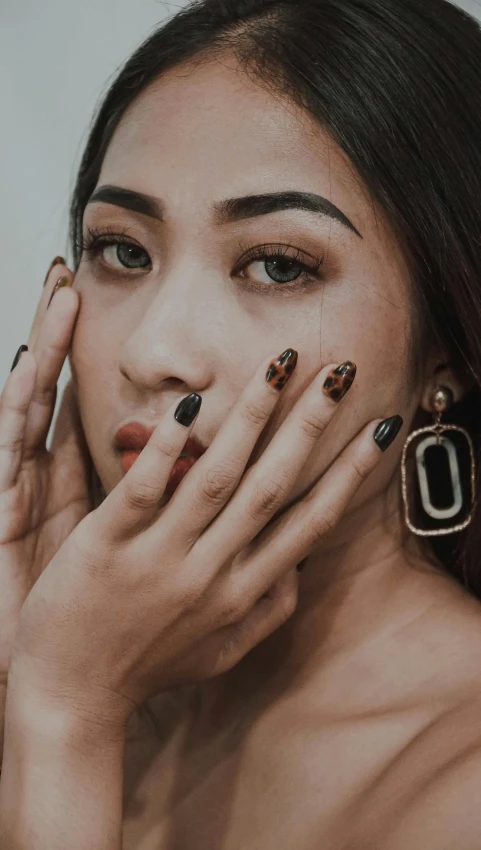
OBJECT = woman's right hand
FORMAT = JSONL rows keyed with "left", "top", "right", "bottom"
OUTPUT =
{"left": 0, "top": 259, "right": 95, "bottom": 741}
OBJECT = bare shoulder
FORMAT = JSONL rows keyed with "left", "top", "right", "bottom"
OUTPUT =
{"left": 368, "top": 570, "right": 481, "bottom": 848}
{"left": 403, "top": 567, "right": 481, "bottom": 687}
{"left": 380, "top": 732, "right": 481, "bottom": 850}
{"left": 353, "top": 678, "right": 481, "bottom": 849}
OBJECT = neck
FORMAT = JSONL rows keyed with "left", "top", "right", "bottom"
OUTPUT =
{"left": 194, "top": 476, "right": 447, "bottom": 728}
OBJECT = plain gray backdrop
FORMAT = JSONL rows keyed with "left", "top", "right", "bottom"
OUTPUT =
{"left": 1, "top": 0, "right": 480, "bottom": 409}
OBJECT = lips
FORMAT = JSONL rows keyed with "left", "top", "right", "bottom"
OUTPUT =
{"left": 120, "top": 451, "right": 145, "bottom": 474}
{"left": 114, "top": 423, "right": 156, "bottom": 452}
{"left": 114, "top": 421, "right": 206, "bottom": 475}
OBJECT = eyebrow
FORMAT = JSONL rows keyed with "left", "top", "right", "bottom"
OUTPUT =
{"left": 87, "top": 185, "right": 363, "bottom": 238}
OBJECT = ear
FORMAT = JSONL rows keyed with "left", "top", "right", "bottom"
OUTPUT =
{"left": 420, "top": 351, "right": 476, "bottom": 413}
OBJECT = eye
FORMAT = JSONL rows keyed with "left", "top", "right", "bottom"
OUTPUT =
{"left": 237, "top": 243, "right": 324, "bottom": 291}
{"left": 79, "top": 226, "right": 151, "bottom": 271}
{"left": 103, "top": 242, "right": 150, "bottom": 270}
{"left": 247, "top": 255, "right": 306, "bottom": 285}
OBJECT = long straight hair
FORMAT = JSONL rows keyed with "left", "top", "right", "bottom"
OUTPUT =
{"left": 70, "top": 0, "right": 481, "bottom": 597}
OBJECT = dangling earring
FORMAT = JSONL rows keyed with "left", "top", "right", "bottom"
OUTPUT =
{"left": 401, "top": 386, "right": 476, "bottom": 536}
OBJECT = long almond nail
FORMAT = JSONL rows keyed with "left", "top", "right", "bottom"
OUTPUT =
{"left": 10, "top": 344, "right": 28, "bottom": 373}
{"left": 373, "top": 415, "right": 403, "bottom": 452}
{"left": 265, "top": 349, "right": 298, "bottom": 391}
{"left": 46, "top": 275, "right": 71, "bottom": 309}
{"left": 322, "top": 361, "right": 357, "bottom": 403}
{"left": 43, "top": 256, "right": 66, "bottom": 287}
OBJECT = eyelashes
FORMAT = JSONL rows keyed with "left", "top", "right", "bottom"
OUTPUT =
{"left": 77, "top": 225, "right": 325, "bottom": 292}
{"left": 236, "top": 240, "right": 325, "bottom": 291}
{"left": 77, "top": 226, "right": 150, "bottom": 269}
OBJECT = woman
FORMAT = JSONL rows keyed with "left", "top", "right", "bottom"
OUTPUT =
{"left": 1, "top": 0, "right": 481, "bottom": 846}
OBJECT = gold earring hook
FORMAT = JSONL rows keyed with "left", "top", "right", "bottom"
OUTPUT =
{"left": 430, "top": 386, "right": 454, "bottom": 441}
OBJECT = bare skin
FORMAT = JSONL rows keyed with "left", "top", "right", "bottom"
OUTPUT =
{"left": 57, "top": 56, "right": 481, "bottom": 848}
{"left": 2, "top": 51, "right": 481, "bottom": 848}
{"left": 120, "top": 535, "right": 481, "bottom": 850}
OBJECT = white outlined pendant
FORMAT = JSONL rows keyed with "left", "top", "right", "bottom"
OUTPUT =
{"left": 401, "top": 424, "right": 476, "bottom": 537}
{"left": 415, "top": 433, "right": 462, "bottom": 520}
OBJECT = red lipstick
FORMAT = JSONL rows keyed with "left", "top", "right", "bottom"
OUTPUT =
{"left": 114, "top": 422, "right": 207, "bottom": 487}
{"left": 114, "top": 423, "right": 156, "bottom": 453}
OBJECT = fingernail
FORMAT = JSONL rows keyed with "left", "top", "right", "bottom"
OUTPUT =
{"left": 265, "top": 348, "right": 298, "bottom": 391}
{"left": 43, "top": 256, "right": 66, "bottom": 287}
{"left": 174, "top": 393, "right": 202, "bottom": 427}
{"left": 322, "top": 361, "right": 357, "bottom": 403}
{"left": 46, "top": 275, "right": 71, "bottom": 309}
{"left": 10, "top": 344, "right": 28, "bottom": 373}
{"left": 373, "top": 415, "right": 404, "bottom": 452}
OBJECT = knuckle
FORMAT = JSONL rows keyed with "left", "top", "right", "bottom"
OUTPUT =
{"left": 280, "top": 590, "right": 298, "bottom": 623}
{"left": 242, "top": 398, "right": 270, "bottom": 429}
{"left": 182, "top": 577, "right": 209, "bottom": 612}
{"left": 312, "top": 503, "right": 340, "bottom": 541}
{"left": 152, "top": 437, "right": 180, "bottom": 462}
{"left": 249, "top": 476, "right": 289, "bottom": 520}
{"left": 69, "top": 519, "right": 114, "bottom": 575}
{"left": 349, "top": 454, "right": 372, "bottom": 487}
{"left": 300, "top": 409, "right": 327, "bottom": 441}
{"left": 30, "top": 381, "right": 56, "bottom": 409}
{"left": 198, "top": 462, "right": 238, "bottom": 507}
{"left": 0, "top": 432, "right": 24, "bottom": 457}
{"left": 219, "top": 629, "right": 242, "bottom": 662}
{"left": 124, "top": 475, "right": 160, "bottom": 510}
{"left": 217, "top": 589, "right": 247, "bottom": 625}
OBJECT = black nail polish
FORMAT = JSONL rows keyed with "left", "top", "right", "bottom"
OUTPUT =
{"left": 373, "top": 415, "right": 403, "bottom": 452}
{"left": 174, "top": 393, "right": 202, "bottom": 427}
{"left": 10, "top": 344, "right": 28, "bottom": 373}
{"left": 265, "top": 348, "right": 298, "bottom": 391}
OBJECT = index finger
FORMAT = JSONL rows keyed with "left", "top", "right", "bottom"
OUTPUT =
{"left": 194, "top": 359, "right": 357, "bottom": 559}
{"left": 164, "top": 349, "right": 299, "bottom": 543}
{"left": 94, "top": 392, "right": 203, "bottom": 542}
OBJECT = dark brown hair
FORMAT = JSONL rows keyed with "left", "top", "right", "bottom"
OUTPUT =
{"left": 69, "top": 0, "right": 481, "bottom": 595}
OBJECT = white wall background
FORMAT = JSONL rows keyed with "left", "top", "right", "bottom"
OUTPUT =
{"left": 1, "top": 0, "right": 481, "bottom": 400}
{"left": 0, "top": 0, "right": 184, "bottom": 400}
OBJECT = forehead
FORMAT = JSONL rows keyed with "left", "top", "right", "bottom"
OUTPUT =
{"left": 97, "top": 56, "right": 399, "bottom": 256}
{"left": 103, "top": 60, "right": 353, "bottom": 200}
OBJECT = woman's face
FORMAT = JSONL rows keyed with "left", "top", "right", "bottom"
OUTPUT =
{"left": 70, "top": 56, "right": 419, "bottom": 534}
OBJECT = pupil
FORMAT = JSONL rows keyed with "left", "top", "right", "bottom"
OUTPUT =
{"left": 266, "top": 258, "right": 301, "bottom": 283}
{"left": 118, "top": 244, "right": 148, "bottom": 268}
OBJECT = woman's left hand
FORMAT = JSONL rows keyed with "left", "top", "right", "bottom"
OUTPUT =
{"left": 7, "top": 352, "right": 387, "bottom": 733}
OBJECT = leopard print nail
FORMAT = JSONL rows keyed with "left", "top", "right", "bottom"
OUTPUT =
{"left": 265, "top": 348, "right": 298, "bottom": 391}
{"left": 322, "top": 361, "right": 357, "bottom": 402}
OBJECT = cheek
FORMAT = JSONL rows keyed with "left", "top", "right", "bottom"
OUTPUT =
{"left": 263, "top": 290, "right": 413, "bottom": 502}
{"left": 316, "top": 276, "right": 412, "bottom": 401}
{"left": 69, "top": 314, "right": 121, "bottom": 484}
{"left": 69, "top": 311, "right": 112, "bottom": 398}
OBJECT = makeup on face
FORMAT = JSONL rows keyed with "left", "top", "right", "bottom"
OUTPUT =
{"left": 86, "top": 186, "right": 363, "bottom": 239}
{"left": 114, "top": 423, "right": 207, "bottom": 490}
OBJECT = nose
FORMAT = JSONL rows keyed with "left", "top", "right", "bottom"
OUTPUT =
{"left": 118, "top": 275, "right": 218, "bottom": 395}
